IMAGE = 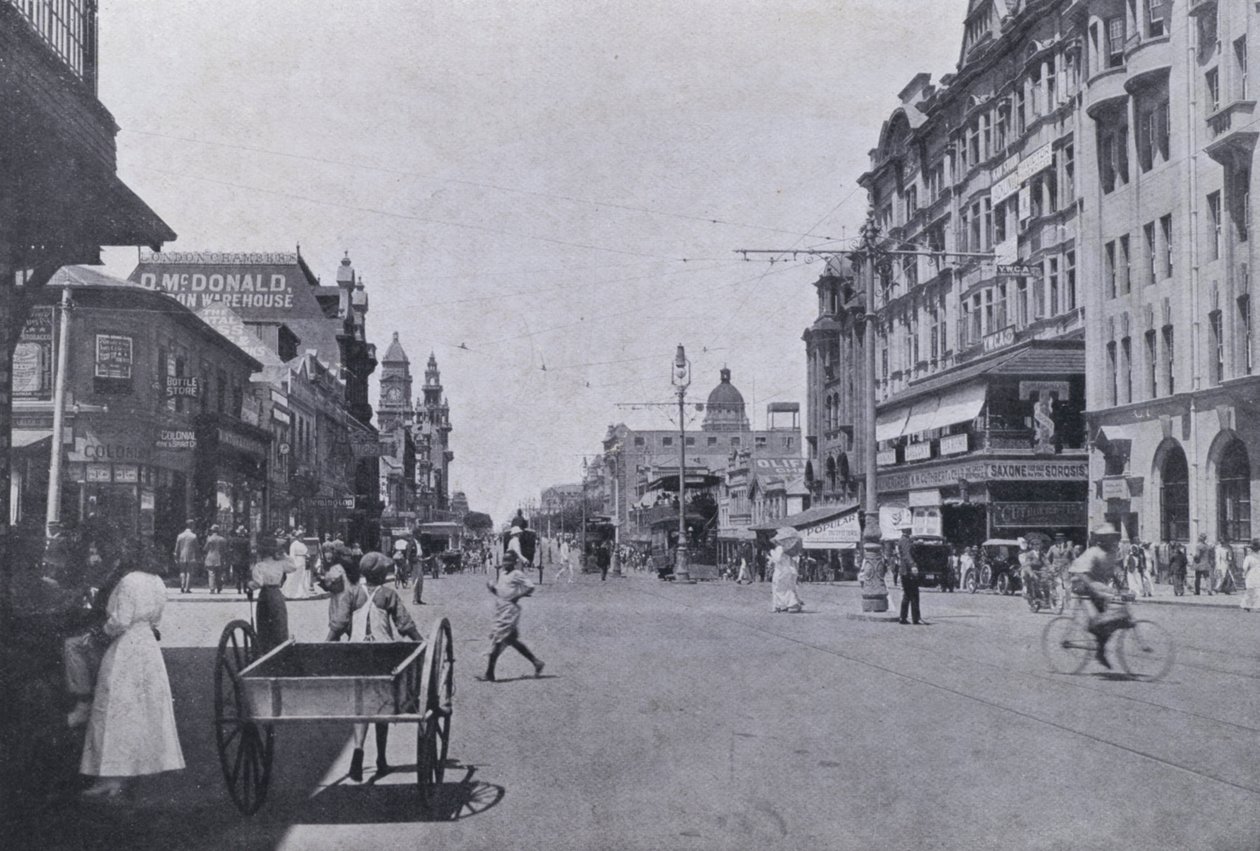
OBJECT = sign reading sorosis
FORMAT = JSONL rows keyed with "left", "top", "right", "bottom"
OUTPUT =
{"left": 879, "top": 459, "right": 1088, "bottom": 492}
{"left": 800, "top": 510, "right": 861, "bottom": 549}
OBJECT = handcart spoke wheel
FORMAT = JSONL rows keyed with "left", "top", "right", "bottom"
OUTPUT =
{"left": 214, "top": 620, "right": 274, "bottom": 815}
{"left": 417, "top": 618, "right": 455, "bottom": 809}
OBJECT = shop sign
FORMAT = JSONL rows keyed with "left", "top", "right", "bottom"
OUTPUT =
{"left": 800, "top": 510, "right": 861, "bottom": 549}
{"left": 14, "top": 306, "right": 53, "bottom": 399}
{"left": 1100, "top": 477, "right": 1129, "bottom": 500}
{"left": 908, "top": 489, "right": 941, "bottom": 507}
{"left": 912, "top": 507, "right": 942, "bottom": 537}
{"left": 135, "top": 256, "right": 299, "bottom": 312}
{"left": 156, "top": 429, "right": 197, "bottom": 451}
{"left": 880, "top": 459, "right": 1088, "bottom": 492}
{"left": 991, "top": 502, "right": 1087, "bottom": 529}
{"left": 940, "top": 433, "right": 969, "bottom": 455}
{"left": 86, "top": 463, "right": 112, "bottom": 483}
{"left": 218, "top": 427, "right": 268, "bottom": 457}
{"left": 340, "top": 433, "right": 394, "bottom": 457}
{"left": 165, "top": 376, "right": 201, "bottom": 397}
{"left": 904, "top": 442, "right": 932, "bottom": 462}
{"left": 272, "top": 408, "right": 291, "bottom": 425}
{"left": 71, "top": 422, "right": 154, "bottom": 463}
{"left": 305, "top": 495, "right": 357, "bottom": 509}
{"left": 113, "top": 464, "right": 139, "bottom": 483}
{"left": 880, "top": 505, "right": 912, "bottom": 538}
{"left": 752, "top": 458, "right": 807, "bottom": 475}
{"left": 982, "top": 326, "right": 1016, "bottom": 353}
{"left": 1019, "top": 380, "right": 1070, "bottom": 402}
{"left": 140, "top": 490, "right": 155, "bottom": 511}
{"left": 876, "top": 449, "right": 898, "bottom": 466}
{"left": 94, "top": 335, "right": 133, "bottom": 380}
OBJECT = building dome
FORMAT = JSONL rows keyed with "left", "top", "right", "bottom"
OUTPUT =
{"left": 702, "top": 368, "right": 750, "bottom": 432}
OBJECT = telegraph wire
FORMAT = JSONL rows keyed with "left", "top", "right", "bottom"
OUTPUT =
{"left": 127, "top": 128, "right": 847, "bottom": 242}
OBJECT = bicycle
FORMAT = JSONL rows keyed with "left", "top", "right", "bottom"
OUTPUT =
{"left": 1041, "top": 592, "right": 1175, "bottom": 680}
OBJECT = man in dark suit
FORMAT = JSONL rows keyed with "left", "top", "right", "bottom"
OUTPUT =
{"left": 897, "top": 527, "right": 925, "bottom": 625}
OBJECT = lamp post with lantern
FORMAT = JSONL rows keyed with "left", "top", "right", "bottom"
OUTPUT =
{"left": 671, "top": 344, "right": 694, "bottom": 583}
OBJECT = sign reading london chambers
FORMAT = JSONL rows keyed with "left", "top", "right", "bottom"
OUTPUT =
{"left": 132, "top": 252, "right": 301, "bottom": 312}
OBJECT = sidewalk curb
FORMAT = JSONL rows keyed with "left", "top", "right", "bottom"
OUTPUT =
{"left": 1135, "top": 596, "right": 1240, "bottom": 611}
{"left": 166, "top": 591, "right": 331, "bottom": 603}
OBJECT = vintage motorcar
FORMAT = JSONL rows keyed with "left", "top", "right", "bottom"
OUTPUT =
{"left": 906, "top": 536, "right": 952, "bottom": 588}
{"left": 965, "top": 538, "right": 1024, "bottom": 594}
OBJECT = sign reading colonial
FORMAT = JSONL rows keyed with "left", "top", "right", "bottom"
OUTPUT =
{"left": 156, "top": 429, "right": 197, "bottom": 451}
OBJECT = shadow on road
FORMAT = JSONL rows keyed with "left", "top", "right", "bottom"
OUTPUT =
{"left": 302, "top": 764, "right": 504, "bottom": 823}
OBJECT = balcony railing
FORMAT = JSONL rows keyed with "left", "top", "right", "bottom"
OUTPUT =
{"left": 6, "top": 0, "right": 97, "bottom": 88}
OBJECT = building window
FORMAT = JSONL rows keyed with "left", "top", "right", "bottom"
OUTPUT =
{"left": 731, "top": 437, "right": 741, "bottom": 447}
{"left": 1209, "top": 310, "right": 1225, "bottom": 384}
{"left": 1208, "top": 191, "right": 1223, "bottom": 260}
{"left": 685, "top": 436, "right": 695, "bottom": 447}
{"left": 1105, "top": 241, "right": 1117, "bottom": 298}
{"left": 1061, "top": 144, "right": 1075, "bottom": 202}
{"left": 1148, "top": 0, "right": 1168, "bottom": 39}
{"left": 1229, "top": 167, "right": 1250, "bottom": 243}
{"left": 1106, "top": 341, "right": 1118, "bottom": 406}
{"left": 1161, "top": 444, "right": 1189, "bottom": 542}
{"left": 1163, "top": 325, "right": 1176, "bottom": 394}
{"left": 1160, "top": 214, "right": 1174, "bottom": 278}
{"left": 1047, "top": 257, "right": 1060, "bottom": 315}
{"left": 1015, "top": 278, "right": 1030, "bottom": 328}
{"left": 1239, "top": 295, "right": 1253, "bottom": 374}
{"left": 633, "top": 436, "right": 645, "bottom": 447}
{"left": 1146, "top": 330, "right": 1158, "bottom": 398}
{"left": 1015, "top": 87, "right": 1026, "bottom": 135}
{"left": 1206, "top": 67, "right": 1221, "bottom": 114}
{"left": 662, "top": 436, "right": 673, "bottom": 447}
{"left": 157, "top": 347, "right": 168, "bottom": 413}
{"left": 1143, "top": 222, "right": 1157, "bottom": 286}
{"left": 1065, "top": 250, "right": 1077, "bottom": 311}
{"left": 1120, "top": 235, "right": 1131, "bottom": 295}
{"left": 1218, "top": 440, "right": 1252, "bottom": 543}
{"left": 1107, "top": 17, "right": 1126, "bottom": 68}
{"left": 216, "top": 370, "right": 227, "bottom": 414}
{"left": 1120, "top": 336, "right": 1133, "bottom": 404}
{"left": 707, "top": 436, "right": 718, "bottom": 446}
{"left": 1137, "top": 94, "right": 1170, "bottom": 172}
{"left": 1236, "top": 37, "right": 1248, "bottom": 100}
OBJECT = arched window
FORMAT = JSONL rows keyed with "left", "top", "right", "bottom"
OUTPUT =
{"left": 826, "top": 456, "right": 837, "bottom": 491}
{"left": 1218, "top": 440, "right": 1251, "bottom": 543}
{"left": 1160, "top": 444, "right": 1189, "bottom": 542}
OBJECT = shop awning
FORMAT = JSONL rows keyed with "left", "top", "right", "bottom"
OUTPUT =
{"left": 876, "top": 407, "right": 911, "bottom": 442}
{"left": 418, "top": 522, "right": 462, "bottom": 534}
{"left": 11, "top": 429, "right": 52, "bottom": 450}
{"left": 902, "top": 382, "right": 987, "bottom": 436}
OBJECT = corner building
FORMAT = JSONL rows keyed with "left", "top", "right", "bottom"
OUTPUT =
{"left": 851, "top": 0, "right": 1092, "bottom": 546}
{"left": 1080, "top": 0, "right": 1259, "bottom": 561}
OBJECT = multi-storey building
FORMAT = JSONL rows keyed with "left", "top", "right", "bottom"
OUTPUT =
{"left": 847, "top": 0, "right": 1091, "bottom": 546}
{"left": 1081, "top": 0, "right": 1257, "bottom": 562}
{"left": 377, "top": 332, "right": 418, "bottom": 534}
{"left": 414, "top": 352, "right": 454, "bottom": 520}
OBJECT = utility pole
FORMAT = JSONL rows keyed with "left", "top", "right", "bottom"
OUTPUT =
{"left": 45, "top": 287, "right": 72, "bottom": 532}
{"left": 580, "top": 457, "right": 588, "bottom": 571}
{"left": 671, "top": 344, "right": 694, "bottom": 583}
{"left": 736, "top": 220, "right": 995, "bottom": 611}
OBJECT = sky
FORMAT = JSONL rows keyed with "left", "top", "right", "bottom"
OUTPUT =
{"left": 96, "top": 0, "right": 965, "bottom": 525}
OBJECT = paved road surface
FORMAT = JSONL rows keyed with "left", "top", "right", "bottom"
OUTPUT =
{"left": 28, "top": 571, "right": 1260, "bottom": 850}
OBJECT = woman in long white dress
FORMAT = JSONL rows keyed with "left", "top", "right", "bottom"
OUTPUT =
{"left": 80, "top": 564, "right": 185, "bottom": 799}
{"left": 769, "top": 527, "right": 804, "bottom": 613}
{"left": 1241, "top": 540, "right": 1260, "bottom": 611}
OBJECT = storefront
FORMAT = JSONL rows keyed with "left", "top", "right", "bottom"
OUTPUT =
{"left": 194, "top": 414, "right": 269, "bottom": 543}
{"left": 753, "top": 502, "right": 862, "bottom": 579}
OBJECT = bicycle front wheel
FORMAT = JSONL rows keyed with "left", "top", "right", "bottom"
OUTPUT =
{"left": 1116, "top": 620, "right": 1175, "bottom": 681}
{"left": 1042, "top": 615, "right": 1091, "bottom": 674}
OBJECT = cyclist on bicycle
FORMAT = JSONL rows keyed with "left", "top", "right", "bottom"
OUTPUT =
{"left": 1067, "top": 523, "right": 1126, "bottom": 668}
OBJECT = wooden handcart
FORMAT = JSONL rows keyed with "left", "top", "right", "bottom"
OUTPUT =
{"left": 213, "top": 618, "right": 455, "bottom": 815}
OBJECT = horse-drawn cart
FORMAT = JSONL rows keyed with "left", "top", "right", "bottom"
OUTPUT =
{"left": 213, "top": 618, "right": 455, "bottom": 815}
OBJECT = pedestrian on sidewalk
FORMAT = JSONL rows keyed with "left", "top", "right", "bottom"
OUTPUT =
{"left": 1169, "top": 543, "right": 1188, "bottom": 596}
{"left": 203, "top": 525, "right": 227, "bottom": 594}
{"left": 173, "top": 519, "right": 200, "bottom": 595}
{"left": 78, "top": 553, "right": 184, "bottom": 800}
{"left": 1193, "top": 533, "right": 1212, "bottom": 595}
{"left": 897, "top": 526, "right": 924, "bottom": 625}
{"left": 770, "top": 527, "right": 804, "bottom": 613}
{"left": 1137, "top": 541, "right": 1153, "bottom": 597}
{"left": 283, "top": 527, "right": 312, "bottom": 599}
{"left": 250, "top": 537, "right": 296, "bottom": 653}
{"left": 1214, "top": 540, "right": 1236, "bottom": 594}
{"left": 553, "top": 538, "right": 575, "bottom": 584}
{"left": 348, "top": 552, "right": 425, "bottom": 782}
{"left": 1241, "top": 540, "right": 1260, "bottom": 612}
{"left": 736, "top": 542, "right": 754, "bottom": 585}
{"left": 483, "top": 551, "right": 544, "bottom": 681}
{"left": 597, "top": 542, "right": 610, "bottom": 581}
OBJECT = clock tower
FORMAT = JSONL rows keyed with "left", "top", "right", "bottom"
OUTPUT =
{"left": 377, "top": 331, "right": 413, "bottom": 433}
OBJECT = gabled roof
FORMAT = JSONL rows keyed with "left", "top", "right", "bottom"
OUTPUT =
{"left": 382, "top": 331, "right": 409, "bottom": 364}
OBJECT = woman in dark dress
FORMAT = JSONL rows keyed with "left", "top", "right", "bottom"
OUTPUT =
{"left": 249, "top": 537, "right": 295, "bottom": 652}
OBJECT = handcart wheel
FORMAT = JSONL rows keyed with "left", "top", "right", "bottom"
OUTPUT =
{"left": 214, "top": 619, "right": 274, "bottom": 815}
{"left": 417, "top": 618, "right": 455, "bottom": 808}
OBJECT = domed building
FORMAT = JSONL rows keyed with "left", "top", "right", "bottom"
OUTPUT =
{"left": 701, "top": 368, "right": 750, "bottom": 432}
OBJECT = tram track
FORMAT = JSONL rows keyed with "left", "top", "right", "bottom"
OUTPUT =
{"left": 627, "top": 582, "right": 1260, "bottom": 799}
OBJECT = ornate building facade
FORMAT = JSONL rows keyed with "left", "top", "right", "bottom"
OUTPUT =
{"left": 414, "top": 352, "right": 454, "bottom": 519}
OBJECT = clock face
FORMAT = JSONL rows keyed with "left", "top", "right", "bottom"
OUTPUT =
{"left": 385, "top": 386, "right": 403, "bottom": 404}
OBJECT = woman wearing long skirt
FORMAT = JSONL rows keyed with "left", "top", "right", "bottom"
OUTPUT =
{"left": 251, "top": 537, "right": 295, "bottom": 652}
{"left": 1241, "top": 540, "right": 1260, "bottom": 611}
{"left": 769, "top": 527, "right": 804, "bottom": 613}
{"left": 736, "top": 542, "right": 754, "bottom": 585}
{"left": 80, "top": 562, "right": 185, "bottom": 799}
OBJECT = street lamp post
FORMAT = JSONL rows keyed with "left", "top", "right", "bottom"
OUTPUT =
{"left": 580, "top": 457, "right": 588, "bottom": 572}
{"left": 858, "top": 215, "right": 889, "bottom": 612}
{"left": 671, "top": 344, "right": 694, "bottom": 583}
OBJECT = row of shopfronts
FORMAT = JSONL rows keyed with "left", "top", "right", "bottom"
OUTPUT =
{"left": 6, "top": 264, "right": 385, "bottom": 569}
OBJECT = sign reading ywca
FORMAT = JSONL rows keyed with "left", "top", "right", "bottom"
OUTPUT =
{"left": 94, "top": 335, "right": 133, "bottom": 379}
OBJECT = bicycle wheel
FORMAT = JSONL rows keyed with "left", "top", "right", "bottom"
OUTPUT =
{"left": 1042, "top": 616, "right": 1091, "bottom": 674}
{"left": 1116, "top": 620, "right": 1175, "bottom": 681}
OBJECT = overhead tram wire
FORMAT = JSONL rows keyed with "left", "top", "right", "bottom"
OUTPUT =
{"left": 128, "top": 128, "right": 845, "bottom": 243}
{"left": 145, "top": 167, "right": 683, "bottom": 261}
